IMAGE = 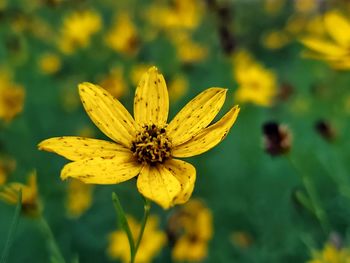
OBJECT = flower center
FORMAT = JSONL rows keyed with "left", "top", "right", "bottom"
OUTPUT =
{"left": 131, "top": 124, "right": 172, "bottom": 164}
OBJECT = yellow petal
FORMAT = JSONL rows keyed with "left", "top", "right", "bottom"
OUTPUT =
{"left": 79, "top": 82, "right": 136, "bottom": 147}
{"left": 0, "top": 190, "right": 17, "bottom": 204}
{"left": 173, "top": 105, "right": 240, "bottom": 157}
{"left": 38, "top": 136, "right": 130, "bottom": 161}
{"left": 137, "top": 164, "right": 181, "bottom": 209}
{"left": 134, "top": 66, "right": 169, "bottom": 128}
{"left": 167, "top": 88, "right": 227, "bottom": 146}
{"left": 300, "top": 37, "right": 347, "bottom": 56}
{"left": 163, "top": 159, "right": 196, "bottom": 205}
{"left": 61, "top": 155, "right": 142, "bottom": 184}
{"left": 324, "top": 11, "right": 350, "bottom": 47}
{"left": 331, "top": 59, "right": 350, "bottom": 70}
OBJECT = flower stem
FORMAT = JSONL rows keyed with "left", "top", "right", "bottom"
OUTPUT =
{"left": 37, "top": 215, "right": 66, "bottom": 263}
{"left": 134, "top": 198, "right": 151, "bottom": 258}
{"left": 112, "top": 192, "right": 135, "bottom": 262}
{"left": 287, "top": 155, "right": 330, "bottom": 234}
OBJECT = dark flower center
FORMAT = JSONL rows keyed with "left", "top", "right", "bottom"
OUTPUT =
{"left": 131, "top": 124, "right": 172, "bottom": 164}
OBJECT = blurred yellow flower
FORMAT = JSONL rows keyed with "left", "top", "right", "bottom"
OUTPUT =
{"left": 39, "top": 66, "right": 240, "bottom": 209}
{"left": 107, "top": 215, "right": 166, "bottom": 263}
{"left": 59, "top": 10, "right": 102, "bottom": 54}
{"left": 305, "top": 15, "right": 326, "bottom": 36}
{"left": 264, "top": 0, "right": 286, "bottom": 15}
{"left": 146, "top": 0, "right": 203, "bottom": 31}
{"left": 0, "top": 0, "right": 6, "bottom": 10}
{"left": 38, "top": 53, "right": 61, "bottom": 74}
{"left": 168, "top": 74, "right": 188, "bottom": 102}
{"left": 294, "top": 0, "right": 318, "bottom": 14}
{"left": 0, "top": 171, "right": 39, "bottom": 216}
{"left": 233, "top": 52, "right": 277, "bottom": 107}
{"left": 105, "top": 13, "right": 139, "bottom": 56}
{"left": 130, "top": 64, "right": 152, "bottom": 87}
{"left": 0, "top": 156, "right": 16, "bottom": 185}
{"left": 76, "top": 125, "right": 96, "bottom": 138}
{"left": 230, "top": 231, "right": 253, "bottom": 249}
{"left": 66, "top": 179, "right": 93, "bottom": 218}
{"left": 99, "top": 67, "right": 128, "bottom": 99}
{"left": 232, "top": 50, "right": 254, "bottom": 68}
{"left": 169, "top": 199, "right": 213, "bottom": 262}
{"left": 307, "top": 243, "right": 350, "bottom": 263}
{"left": 262, "top": 30, "right": 290, "bottom": 50}
{"left": 0, "top": 71, "right": 25, "bottom": 122}
{"left": 169, "top": 31, "right": 208, "bottom": 64}
{"left": 300, "top": 11, "right": 350, "bottom": 70}
{"left": 60, "top": 88, "right": 80, "bottom": 113}
{"left": 344, "top": 95, "right": 350, "bottom": 115}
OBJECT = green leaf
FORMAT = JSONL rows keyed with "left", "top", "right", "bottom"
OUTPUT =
{"left": 0, "top": 189, "right": 22, "bottom": 263}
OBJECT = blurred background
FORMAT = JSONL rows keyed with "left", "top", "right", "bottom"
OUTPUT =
{"left": 1, "top": 0, "right": 350, "bottom": 262}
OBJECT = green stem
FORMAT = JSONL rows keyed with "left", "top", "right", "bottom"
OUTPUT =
{"left": 287, "top": 155, "right": 330, "bottom": 234}
{"left": 134, "top": 199, "right": 151, "bottom": 256}
{"left": 112, "top": 193, "right": 135, "bottom": 262}
{"left": 37, "top": 216, "right": 66, "bottom": 263}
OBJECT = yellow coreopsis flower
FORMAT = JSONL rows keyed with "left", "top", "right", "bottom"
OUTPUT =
{"left": 107, "top": 215, "right": 166, "bottom": 263}
{"left": 66, "top": 179, "right": 93, "bottom": 218}
{"left": 105, "top": 13, "right": 139, "bottom": 56}
{"left": 0, "top": 156, "right": 16, "bottom": 185}
{"left": 146, "top": 0, "right": 203, "bottom": 31}
{"left": 230, "top": 231, "right": 253, "bottom": 249}
{"left": 38, "top": 66, "right": 240, "bottom": 209}
{"left": 0, "top": 71, "right": 25, "bottom": 122}
{"left": 169, "top": 199, "right": 213, "bottom": 262}
{"left": 307, "top": 243, "right": 350, "bottom": 263}
{"left": 59, "top": 10, "right": 102, "bottom": 54}
{"left": 38, "top": 53, "right": 61, "bottom": 75}
{"left": 168, "top": 75, "right": 188, "bottom": 102}
{"left": 99, "top": 67, "right": 128, "bottom": 99}
{"left": 300, "top": 11, "right": 350, "bottom": 70}
{"left": 169, "top": 31, "right": 208, "bottom": 64}
{"left": 0, "top": 171, "right": 39, "bottom": 216}
{"left": 130, "top": 64, "right": 153, "bottom": 87}
{"left": 233, "top": 54, "right": 277, "bottom": 107}
{"left": 262, "top": 30, "right": 291, "bottom": 50}
{"left": 294, "top": 0, "right": 318, "bottom": 14}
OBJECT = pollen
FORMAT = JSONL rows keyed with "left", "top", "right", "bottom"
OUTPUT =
{"left": 131, "top": 124, "right": 172, "bottom": 164}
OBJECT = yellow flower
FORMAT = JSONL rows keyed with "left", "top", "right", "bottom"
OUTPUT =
{"left": 59, "top": 10, "right": 102, "bottom": 54}
{"left": 230, "top": 231, "right": 253, "bottom": 249}
{"left": 146, "top": 0, "right": 203, "bottom": 31}
{"left": 38, "top": 53, "right": 61, "bottom": 74}
{"left": 38, "top": 66, "right": 240, "bottom": 209}
{"left": 307, "top": 243, "right": 350, "bottom": 263}
{"left": 169, "top": 199, "right": 213, "bottom": 262}
{"left": 66, "top": 179, "right": 93, "bottom": 218}
{"left": 262, "top": 30, "right": 290, "bottom": 50}
{"left": 294, "top": 0, "right": 318, "bottom": 14}
{"left": 168, "top": 75, "right": 188, "bottom": 102}
{"left": 0, "top": 171, "right": 39, "bottom": 216}
{"left": 233, "top": 54, "right": 277, "bottom": 107}
{"left": 300, "top": 11, "right": 350, "bottom": 70}
{"left": 264, "top": 0, "right": 286, "bottom": 15}
{"left": 60, "top": 88, "right": 80, "bottom": 113}
{"left": 130, "top": 64, "right": 153, "bottom": 87}
{"left": 169, "top": 31, "right": 208, "bottom": 64}
{"left": 0, "top": 156, "right": 16, "bottom": 185}
{"left": 0, "top": 71, "right": 25, "bottom": 122}
{"left": 107, "top": 215, "right": 166, "bottom": 263}
{"left": 99, "top": 67, "right": 128, "bottom": 99}
{"left": 105, "top": 13, "right": 139, "bottom": 56}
